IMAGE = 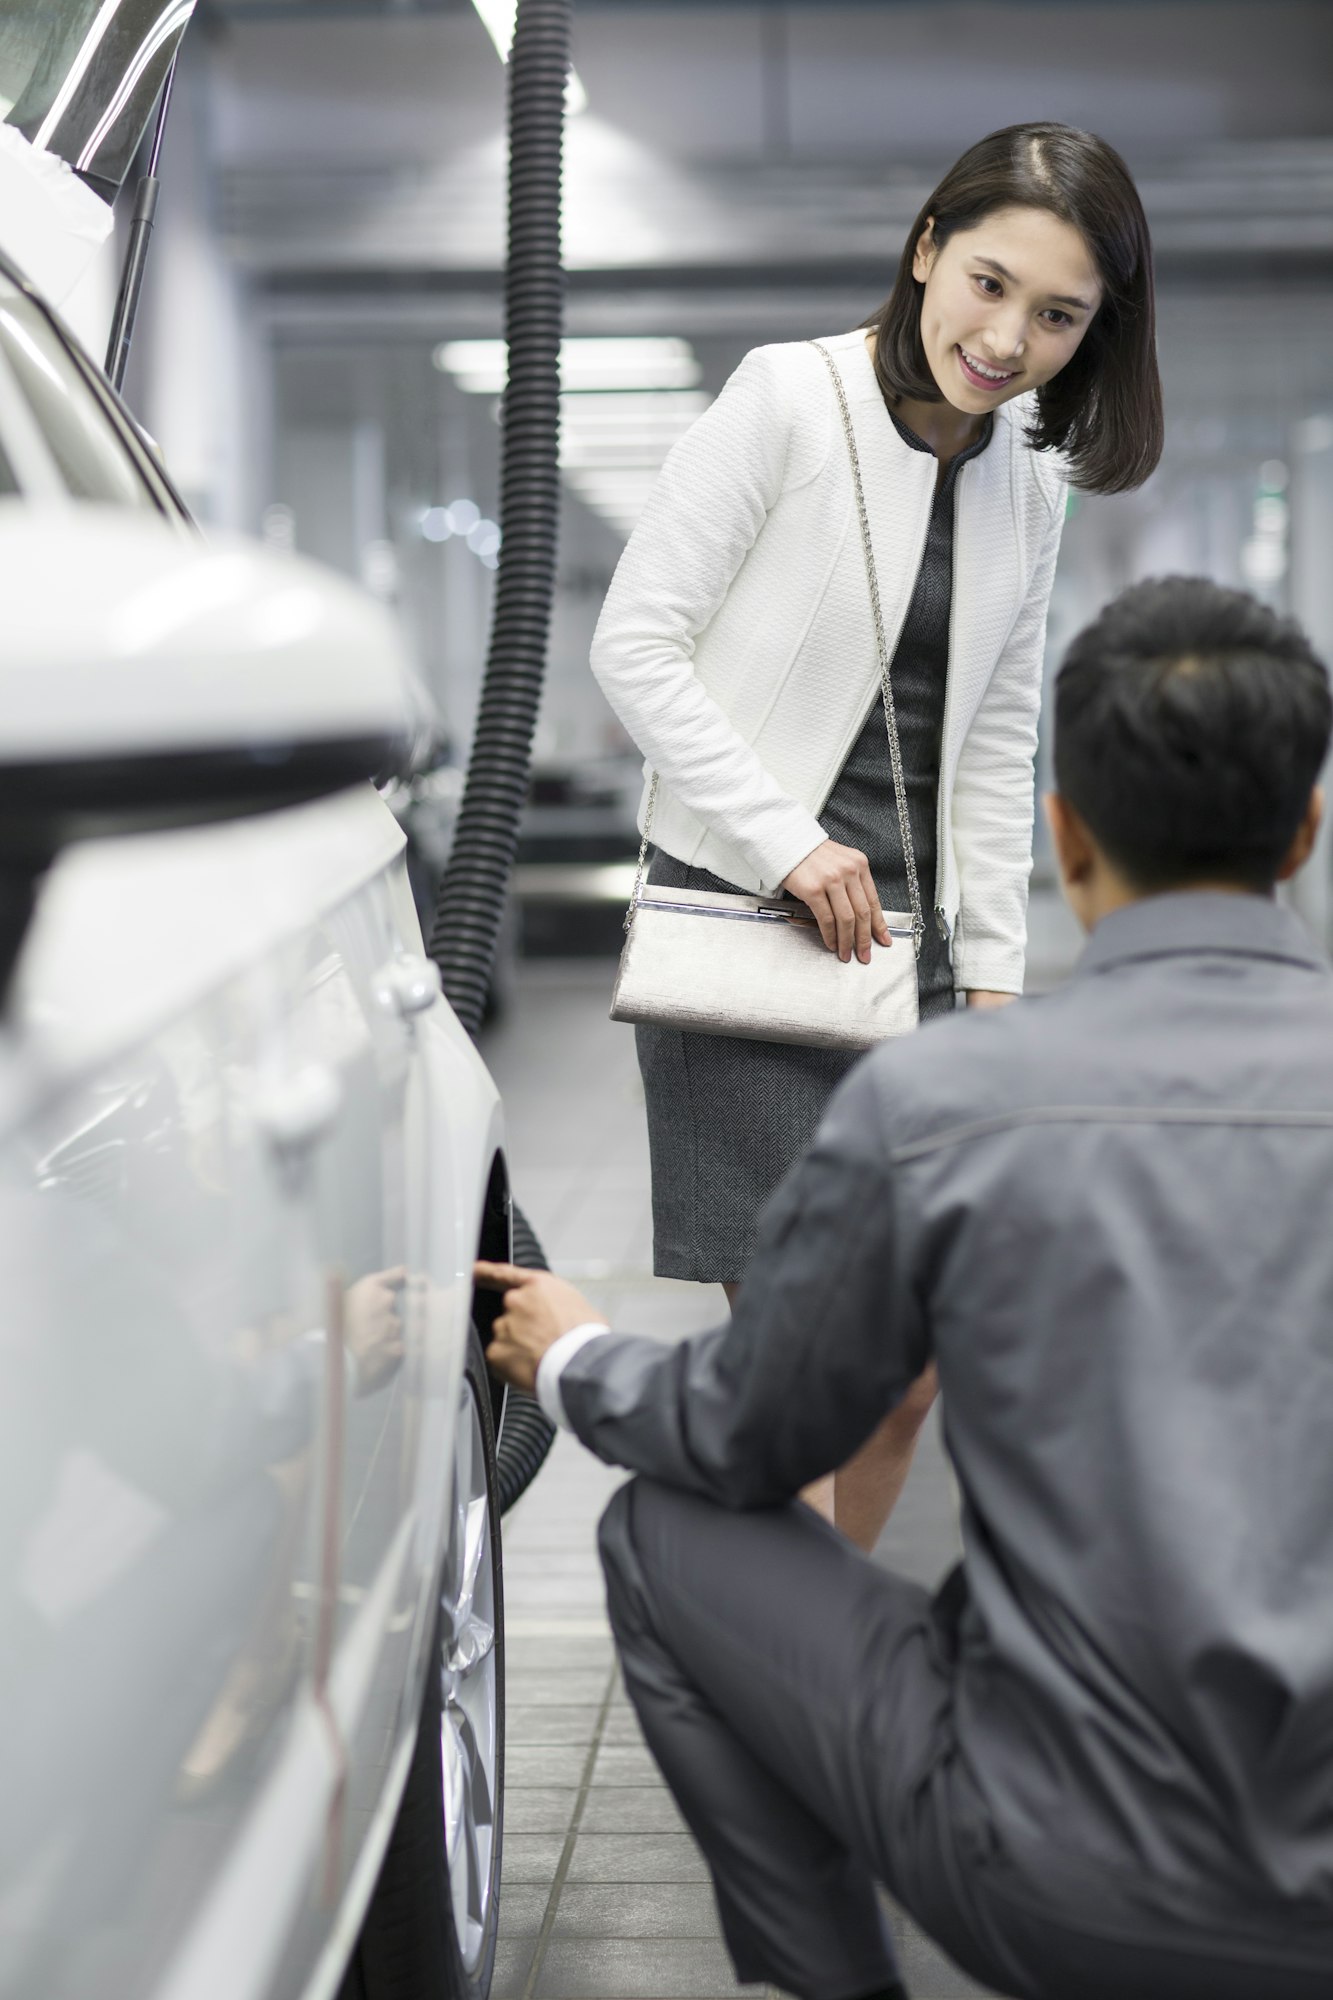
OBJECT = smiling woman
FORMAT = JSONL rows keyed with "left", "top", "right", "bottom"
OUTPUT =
{"left": 866, "top": 121, "right": 1163, "bottom": 495}
{"left": 589, "top": 121, "right": 1161, "bottom": 1536}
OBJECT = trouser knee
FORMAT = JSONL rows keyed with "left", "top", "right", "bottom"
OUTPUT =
{"left": 599, "top": 1476, "right": 689, "bottom": 1657}
{"left": 597, "top": 1478, "right": 645, "bottom": 1641}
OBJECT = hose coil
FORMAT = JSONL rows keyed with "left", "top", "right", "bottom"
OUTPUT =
{"left": 429, "top": 0, "right": 572, "bottom": 1509}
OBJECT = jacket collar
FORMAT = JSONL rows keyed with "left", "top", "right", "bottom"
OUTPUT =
{"left": 1077, "top": 890, "right": 1326, "bottom": 978}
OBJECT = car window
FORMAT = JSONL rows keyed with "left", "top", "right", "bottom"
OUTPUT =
{"left": 0, "top": 282, "right": 156, "bottom": 508}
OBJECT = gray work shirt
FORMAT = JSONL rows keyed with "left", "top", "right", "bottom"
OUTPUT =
{"left": 561, "top": 892, "right": 1333, "bottom": 1940}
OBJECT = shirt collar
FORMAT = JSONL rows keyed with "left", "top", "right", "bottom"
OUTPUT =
{"left": 1076, "top": 890, "right": 1326, "bottom": 978}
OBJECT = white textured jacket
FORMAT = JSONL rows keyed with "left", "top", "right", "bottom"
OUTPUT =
{"left": 589, "top": 327, "right": 1067, "bottom": 994}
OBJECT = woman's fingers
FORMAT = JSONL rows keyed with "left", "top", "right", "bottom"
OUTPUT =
{"left": 781, "top": 842, "right": 890, "bottom": 959}
{"left": 859, "top": 860, "right": 891, "bottom": 950}
{"left": 847, "top": 875, "right": 877, "bottom": 964}
{"left": 808, "top": 887, "right": 839, "bottom": 954}
{"left": 827, "top": 879, "right": 858, "bottom": 961}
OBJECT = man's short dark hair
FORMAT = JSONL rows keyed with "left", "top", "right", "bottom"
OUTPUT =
{"left": 1053, "top": 577, "right": 1332, "bottom": 892}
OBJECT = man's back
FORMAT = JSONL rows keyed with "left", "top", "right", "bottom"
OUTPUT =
{"left": 894, "top": 892, "right": 1333, "bottom": 1932}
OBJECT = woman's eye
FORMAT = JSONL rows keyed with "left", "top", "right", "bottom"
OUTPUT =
{"left": 974, "top": 274, "right": 1003, "bottom": 296}
{"left": 1042, "top": 309, "right": 1073, "bottom": 328}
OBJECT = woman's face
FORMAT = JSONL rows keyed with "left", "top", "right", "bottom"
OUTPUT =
{"left": 912, "top": 204, "right": 1103, "bottom": 413}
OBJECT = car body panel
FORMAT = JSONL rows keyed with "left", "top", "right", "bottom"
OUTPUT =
{"left": 1, "top": 785, "right": 505, "bottom": 1999}
{"left": 0, "top": 158, "right": 511, "bottom": 1998}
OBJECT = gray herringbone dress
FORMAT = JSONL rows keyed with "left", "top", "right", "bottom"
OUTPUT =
{"left": 636, "top": 409, "right": 993, "bottom": 1283}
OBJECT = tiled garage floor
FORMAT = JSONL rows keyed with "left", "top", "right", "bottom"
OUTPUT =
{"left": 481, "top": 957, "right": 1018, "bottom": 2000}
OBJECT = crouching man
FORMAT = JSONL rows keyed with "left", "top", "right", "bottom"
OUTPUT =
{"left": 481, "top": 577, "right": 1333, "bottom": 2000}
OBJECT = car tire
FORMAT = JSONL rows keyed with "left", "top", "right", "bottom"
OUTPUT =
{"left": 339, "top": 1325, "right": 505, "bottom": 2000}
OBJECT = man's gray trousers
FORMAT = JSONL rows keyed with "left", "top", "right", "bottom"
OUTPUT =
{"left": 598, "top": 1478, "right": 1333, "bottom": 2000}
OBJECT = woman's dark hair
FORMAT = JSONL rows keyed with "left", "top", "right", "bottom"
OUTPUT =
{"left": 1053, "top": 577, "right": 1331, "bottom": 892}
{"left": 866, "top": 122, "right": 1162, "bottom": 495}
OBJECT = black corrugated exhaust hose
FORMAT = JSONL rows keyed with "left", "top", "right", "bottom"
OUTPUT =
{"left": 428, "top": 0, "right": 569, "bottom": 1035}
{"left": 429, "top": 0, "right": 571, "bottom": 1506}
{"left": 495, "top": 1202, "right": 559, "bottom": 1514}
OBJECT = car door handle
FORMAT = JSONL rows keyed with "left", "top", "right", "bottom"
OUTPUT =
{"left": 254, "top": 1062, "right": 343, "bottom": 1159}
{"left": 374, "top": 955, "right": 442, "bottom": 1020}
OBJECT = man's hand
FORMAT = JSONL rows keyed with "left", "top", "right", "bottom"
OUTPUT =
{"left": 474, "top": 1262, "right": 608, "bottom": 1394}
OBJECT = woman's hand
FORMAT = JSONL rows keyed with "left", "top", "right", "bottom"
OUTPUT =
{"left": 782, "top": 840, "right": 890, "bottom": 963}
{"left": 966, "top": 990, "right": 1017, "bottom": 1010}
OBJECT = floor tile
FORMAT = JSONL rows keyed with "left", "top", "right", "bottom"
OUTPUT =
{"left": 551, "top": 1881, "right": 722, "bottom": 1940}
{"left": 503, "top": 1835, "right": 572, "bottom": 1885}
{"left": 506, "top": 1744, "right": 592, "bottom": 1789}
{"left": 489, "top": 1933, "right": 539, "bottom": 2000}
{"left": 592, "top": 1744, "right": 665, "bottom": 1787}
{"left": 504, "top": 1788, "right": 581, "bottom": 1834}
{"left": 495, "top": 1883, "right": 553, "bottom": 1938}
{"left": 505, "top": 1670, "right": 615, "bottom": 1708}
{"left": 567, "top": 1835, "right": 710, "bottom": 1884}
{"left": 507, "top": 1704, "right": 606, "bottom": 1746}
{"left": 533, "top": 1937, "right": 764, "bottom": 1999}
{"left": 579, "top": 1789, "right": 688, "bottom": 1835}
{"left": 600, "top": 1705, "right": 646, "bottom": 1746}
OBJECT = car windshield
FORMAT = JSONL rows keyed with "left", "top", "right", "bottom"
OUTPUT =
{"left": 0, "top": 1, "right": 197, "bottom": 196}
{"left": 0, "top": 272, "right": 158, "bottom": 506}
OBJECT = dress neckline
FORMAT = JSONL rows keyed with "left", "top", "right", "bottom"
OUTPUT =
{"left": 889, "top": 406, "right": 994, "bottom": 471}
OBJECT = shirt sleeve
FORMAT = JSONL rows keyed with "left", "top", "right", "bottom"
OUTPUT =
{"left": 556, "top": 1058, "right": 929, "bottom": 1508}
{"left": 536, "top": 1321, "right": 613, "bottom": 1429}
{"left": 588, "top": 344, "right": 829, "bottom": 890}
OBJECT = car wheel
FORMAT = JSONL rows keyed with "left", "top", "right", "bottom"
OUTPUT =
{"left": 339, "top": 1325, "right": 505, "bottom": 2000}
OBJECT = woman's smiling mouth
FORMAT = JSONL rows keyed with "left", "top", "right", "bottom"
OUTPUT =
{"left": 957, "top": 346, "right": 1018, "bottom": 391}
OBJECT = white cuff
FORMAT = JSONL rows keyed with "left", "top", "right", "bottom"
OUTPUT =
{"left": 536, "top": 1321, "right": 612, "bottom": 1430}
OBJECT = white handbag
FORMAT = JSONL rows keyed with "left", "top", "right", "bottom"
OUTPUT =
{"left": 610, "top": 340, "right": 926, "bottom": 1053}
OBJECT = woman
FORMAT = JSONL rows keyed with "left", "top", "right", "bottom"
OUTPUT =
{"left": 591, "top": 122, "right": 1162, "bottom": 1534}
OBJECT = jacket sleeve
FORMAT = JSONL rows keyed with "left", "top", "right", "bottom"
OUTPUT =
{"left": 951, "top": 479, "right": 1066, "bottom": 994}
{"left": 557, "top": 1062, "right": 929, "bottom": 1507}
{"left": 589, "top": 345, "right": 829, "bottom": 889}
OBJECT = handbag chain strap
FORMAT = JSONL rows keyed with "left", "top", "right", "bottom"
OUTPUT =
{"left": 809, "top": 339, "right": 924, "bottom": 954}
{"left": 625, "top": 341, "right": 924, "bottom": 954}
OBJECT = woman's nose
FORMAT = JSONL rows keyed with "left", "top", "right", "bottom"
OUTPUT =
{"left": 986, "top": 316, "right": 1027, "bottom": 365}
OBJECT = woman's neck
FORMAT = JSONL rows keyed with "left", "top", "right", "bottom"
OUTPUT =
{"left": 863, "top": 330, "right": 984, "bottom": 465}
{"left": 891, "top": 392, "right": 985, "bottom": 466}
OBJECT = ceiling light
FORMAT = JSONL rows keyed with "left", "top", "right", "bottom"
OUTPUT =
{"left": 434, "top": 338, "right": 701, "bottom": 395}
{"left": 469, "top": 1, "right": 588, "bottom": 113}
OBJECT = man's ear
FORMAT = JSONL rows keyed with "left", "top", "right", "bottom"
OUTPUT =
{"left": 1276, "top": 785, "right": 1324, "bottom": 882}
{"left": 912, "top": 218, "right": 938, "bottom": 285}
{"left": 1044, "top": 792, "right": 1097, "bottom": 888}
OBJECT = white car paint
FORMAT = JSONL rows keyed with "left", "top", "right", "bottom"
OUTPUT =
{"left": 4, "top": 505, "right": 431, "bottom": 760}
{"left": 0, "top": 123, "right": 113, "bottom": 309}
{"left": 0, "top": 412, "right": 509, "bottom": 1997}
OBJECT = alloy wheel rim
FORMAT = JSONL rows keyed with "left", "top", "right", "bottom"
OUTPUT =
{"left": 439, "top": 1373, "right": 499, "bottom": 1975}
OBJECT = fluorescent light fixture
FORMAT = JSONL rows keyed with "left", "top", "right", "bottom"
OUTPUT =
{"left": 434, "top": 335, "right": 710, "bottom": 536}
{"left": 470, "top": 0, "right": 588, "bottom": 113}
{"left": 434, "top": 338, "right": 702, "bottom": 395}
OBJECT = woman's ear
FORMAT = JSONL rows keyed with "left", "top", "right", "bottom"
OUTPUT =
{"left": 912, "top": 218, "right": 938, "bottom": 285}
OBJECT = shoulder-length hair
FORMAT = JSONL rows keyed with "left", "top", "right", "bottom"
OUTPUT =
{"left": 865, "top": 122, "right": 1162, "bottom": 495}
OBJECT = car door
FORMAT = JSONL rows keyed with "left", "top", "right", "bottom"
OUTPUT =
{"left": 0, "top": 848, "right": 338, "bottom": 2000}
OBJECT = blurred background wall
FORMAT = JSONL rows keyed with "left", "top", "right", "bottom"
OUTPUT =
{"left": 116, "top": 0, "right": 1333, "bottom": 966}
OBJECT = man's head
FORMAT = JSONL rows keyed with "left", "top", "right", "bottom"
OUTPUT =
{"left": 1048, "top": 576, "right": 1331, "bottom": 929}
